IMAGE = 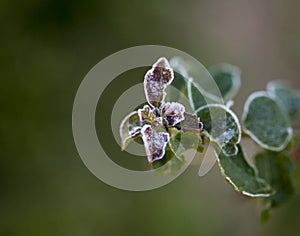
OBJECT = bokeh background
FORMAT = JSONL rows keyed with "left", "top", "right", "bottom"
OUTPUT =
{"left": 1, "top": 0, "right": 300, "bottom": 235}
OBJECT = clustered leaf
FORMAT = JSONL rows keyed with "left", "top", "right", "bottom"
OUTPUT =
{"left": 241, "top": 81, "right": 299, "bottom": 222}
{"left": 120, "top": 56, "right": 300, "bottom": 223}
{"left": 120, "top": 57, "right": 203, "bottom": 164}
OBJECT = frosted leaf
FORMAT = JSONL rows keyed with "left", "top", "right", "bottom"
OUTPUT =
{"left": 169, "top": 56, "right": 189, "bottom": 79}
{"left": 208, "top": 63, "right": 241, "bottom": 102}
{"left": 196, "top": 104, "right": 241, "bottom": 156}
{"left": 215, "top": 145, "right": 274, "bottom": 197}
{"left": 267, "top": 80, "right": 300, "bottom": 118}
{"left": 242, "top": 91, "right": 292, "bottom": 151}
{"left": 144, "top": 57, "right": 174, "bottom": 108}
{"left": 141, "top": 124, "right": 170, "bottom": 163}
{"left": 161, "top": 102, "right": 185, "bottom": 126}
{"left": 119, "top": 111, "right": 142, "bottom": 150}
{"left": 138, "top": 105, "right": 155, "bottom": 123}
{"left": 179, "top": 112, "right": 203, "bottom": 132}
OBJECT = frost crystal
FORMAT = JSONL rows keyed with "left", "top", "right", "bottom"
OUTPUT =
{"left": 138, "top": 105, "right": 154, "bottom": 122}
{"left": 120, "top": 57, "right": 195, "bottom": 164}
{"left": 141, "top": 125, "right": 170, "bottom": 163}
{"left": 144, "top": 57, "right": 174, "bottom": 108}
{"left": 161, "top": 102, "right": 185, "bottom": 126}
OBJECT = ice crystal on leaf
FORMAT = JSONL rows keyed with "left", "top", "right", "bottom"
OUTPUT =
{"left": 144, "top": 57, "right": 174, "bottom": 108}
{"left": 120, "top": 57, "right": 202, "bottom": 163}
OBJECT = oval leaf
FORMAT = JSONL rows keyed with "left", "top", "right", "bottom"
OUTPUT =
{"left": 141, "top": 124, "right": 170, "bottom": 163}
{"left": 208, "top": 63, "right": 241, "bottom": 101}
{"left": 168, "top": 127, "right": 202, "bottom": 159}
{"left": 144, "top": 57, "right": 174, "bottom": 108}
{"left": 161, "top": 102, "right": 185, "bottom": 126}
{"left": 119, "top": 111, "right": 142, "bottom": 150}
{"left": 255, "top": 151, "right": 295, "bottom": 207}
{"left": 215, "top": 145, "right": 274, "bottom": 197}
{"left": 187, "top": 79, "right": 207, "bottom": 110}
{"left": 196, "top": 104, "right": 241, "bottom": 156}
{"left": 242, "top": 91, "right": 292, "bottom": 152}
{"left": 267, "top": 80, "right": 300, "bottom": 118}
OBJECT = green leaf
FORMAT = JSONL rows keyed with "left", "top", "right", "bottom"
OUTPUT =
{"left": 179, "top": 112, "right": 201, "bottom": 132}
{"left": 168, "top": 128, "right": 202, "bottom": 159}
{"left": 152, "top": 145, "right": 185, "bottom": 175}
{"left": 215, "top": 145, "right": 274, "bottom": 197}
{"left": 196, "top": 104, "right": 241, "bottom": 156}
{"left": 255, "top": 151, "right": 295, "bottom": 207}
{"left": 154, "top": 125, "right": 203, "bottom": 175}
{"left": 119, "top": 111, "right": 142, "bottom": 150}
{"left": 171, "top": 71, "right": 188, "bottom": 95}
{"left": 208, "top": 64, "right": 241, "bottom": 101}
{"left": 242, "top": 91, "right": 293, "bottom": 152}
{"left": 165, "top": 71, "right": 188, "bottom": 103}
{"left": 267, "top": 80, "right": 300, "bottom": 118}
{"left": 170, "top": 57, "right": 224, "bottom": 110}
{"left": 187, "top": 79, "right": 208, "bottom": 110}
{"left": 260, "top": 208, "right": 271, "bottom": 224}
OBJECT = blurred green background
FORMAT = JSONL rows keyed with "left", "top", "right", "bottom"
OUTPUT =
{"left": 1, "top": 0, "right": 300, "bottom": 235}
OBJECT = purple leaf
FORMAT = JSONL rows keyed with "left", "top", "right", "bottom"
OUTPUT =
{"left": 144, "top": 57, "right": 174, "bottom": 108}
{"left": 141, "top": 124, "right": 170, "bottom": 163}
{"left": 180, "top": 112, "right": 203, "bottom": 132}
{"left": 161, "top": 102, "right": 185, "bottom": 126}
{"left": 138, "top": 105, "right": 154, "bottom": 123}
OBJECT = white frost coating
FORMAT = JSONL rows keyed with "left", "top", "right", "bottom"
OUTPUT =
{"left": 144, "top": 79, "right": 167, "bottom": 108}
{"left": 138, "top": 105, "right": 152, "bottom": 122}
{"left": 208, "top": 63, "right": 241, "bottom": 101}
{"left": 267, "top": 80, "right": 300, "bottom": 115}
{"left": 144, "top": 57, "right": 174, "bottom": 108}
{"left": 141, "top": 125, "right": 170, "bottom": 163}
{"left": 195, "top": 104, "right": 242, "bottom": 144}
{"left": 187, "top": 77, "right": 196, "bottom": 111}
{"left": 190, "top": 78, "right": 223, "bottom": 104}
{"left": 148, "top": 80, "right": 162, "bottom": 96}
{"left": 213, "top": 148, "right": 273, "bottom": 197}
{"left": 162, "top": 102, "right": 185, "bottom": 126}
{"left": 226, "top": 100, "right": 234, "bottom": 109}
{"left": 266, "top": 80, "right": 290, "bottom": 94}
{"left": 119, "top": 111, "right": 141, "bottom": 149}
{"left": 169, "top": 56, "right": 189, "bottom": 79}
{"left": 196, "top": 104, "right": 242, "bottom": 157}
{"left": 242, "top": 91, "right": 293, "bottom": 152}
{"left": 162, "top": 102, "right": 185, "bottom": 115}
{"left": 241, "top": 191, "right": 272, "bottom": 198}
{"left": 171, "top": 58, "right": 225, "bottom": 107}
{"left": 216, "top": 129, "right": 234, "bottom": 144}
